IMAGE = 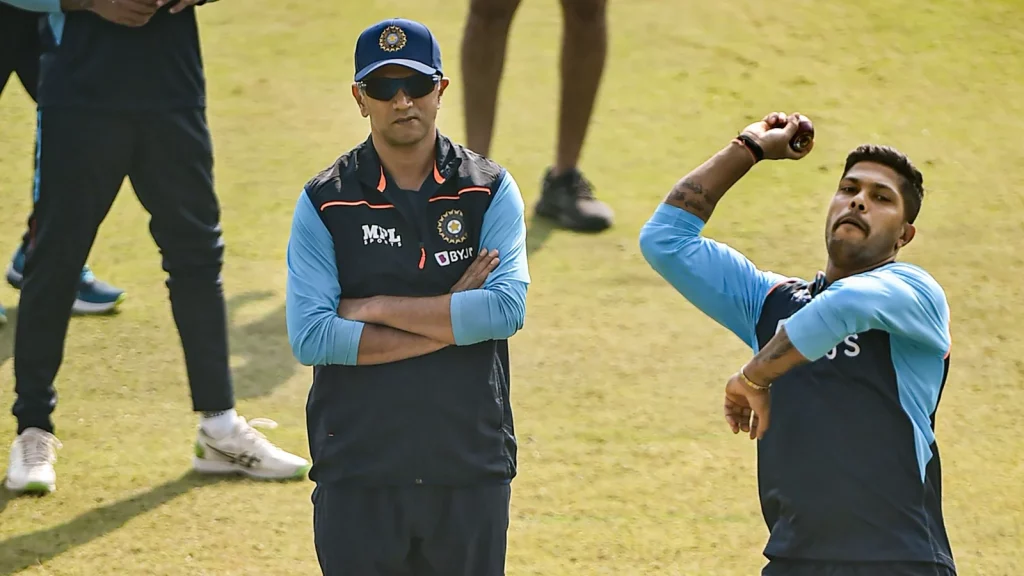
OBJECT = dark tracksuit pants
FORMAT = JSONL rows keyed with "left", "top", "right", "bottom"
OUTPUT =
{"left": 12, "top": 107, "right": 235, "bottom": 434}
{"left": 1, "top": 3, "right": 43, "bottom": 257}
{"left": 312, "top": 483, "right": 511, "bottom": 576}
{"left": 0, "top": 5, "right": 39, "bottom": 100}
{"left": 763, "top": 559, "right": 956, "bottom": 576}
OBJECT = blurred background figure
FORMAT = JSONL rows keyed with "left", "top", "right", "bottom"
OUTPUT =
{"left": 461, "top": 0, "right": 615, "bottom": 233}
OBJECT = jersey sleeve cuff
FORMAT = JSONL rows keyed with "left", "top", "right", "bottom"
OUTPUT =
{"left": 649, "top": 202, "right": 707, "bottom": 232}
{"left": 330, "top": 317, "right": 365, "bottom": 366}
{"left": 782, "top": 306, "right": 840, "bottom": 361}
{"left": 449, "top": 290, "right": 487, "bottom": 346}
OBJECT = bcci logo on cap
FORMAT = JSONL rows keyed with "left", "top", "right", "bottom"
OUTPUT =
{"left": 379, "top": 25, "right": 407, "bottom": 52}
{"left": 437, "top": 209, "right": 467, "bottom": 245}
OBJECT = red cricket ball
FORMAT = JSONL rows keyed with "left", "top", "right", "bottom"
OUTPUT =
{"left": 790, "top": 115, "right": 814, "bottom": 152}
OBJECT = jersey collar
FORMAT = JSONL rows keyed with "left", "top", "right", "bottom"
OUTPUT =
{"left": 354, "top": 130, "right": 460, "bottom": 193}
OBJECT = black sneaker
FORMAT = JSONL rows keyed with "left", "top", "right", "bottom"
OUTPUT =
{"left": 534, "top": 168, "right": 614, "bottom": 232}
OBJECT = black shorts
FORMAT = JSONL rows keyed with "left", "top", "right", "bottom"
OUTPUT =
{"left": 312, "top": 483, "right": 511, "bottom": 576}
{"left": 0, "top": 4, "right": 41, "bottom": 101}
{"left": 763, "top": 559, "right": 956, "bottom": 576}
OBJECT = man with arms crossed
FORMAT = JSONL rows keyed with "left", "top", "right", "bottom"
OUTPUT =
{"left": 286, "top": 18, "right": 529, "bottom": 576}
{"left": 639, "top": 112, "right": 955, "bottom": 576}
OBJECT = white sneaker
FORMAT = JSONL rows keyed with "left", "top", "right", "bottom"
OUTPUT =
{"left": 5, "top": 428, "right": 62, "bottom": 494}
{"left": 193, "top": 416, "right": 310, "bottom": 480}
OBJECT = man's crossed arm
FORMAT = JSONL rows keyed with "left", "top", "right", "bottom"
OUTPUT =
{"left": 336, "top": 248, "right": 504, "bottom": 346}
{"left": 312, "top": 253, "right": 495, "bottom": 367}
{"left": 286, "top": 171, "right": 530, "bottom": 367}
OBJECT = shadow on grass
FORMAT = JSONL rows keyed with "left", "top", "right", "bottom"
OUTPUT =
{"left": 226, "top": 291, "right": 304, "bottom": 400}
{"left": 526, "top": 213, "right": 558, "bottom": 256}
{"left": 0, "top": 291, "right": 303, "bottom": 400}
{"left": 0, "top": 306, "right": 13, "bottom": 369}
{"left": 0, "top": 470, "right": 235, "bottom": 575}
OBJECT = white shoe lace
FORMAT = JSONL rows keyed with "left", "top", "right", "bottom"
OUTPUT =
{"left": 236, "top": 417, "right": 280, "bottom": 455}
{"left": 19, "top": 429, "right": 62, "bottom": 467}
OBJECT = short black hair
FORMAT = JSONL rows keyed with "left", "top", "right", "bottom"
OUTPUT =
{"left": 842, "top": 144, "right": 925, "bottom": 224}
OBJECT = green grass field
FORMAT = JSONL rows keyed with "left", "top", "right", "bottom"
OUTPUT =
{"left": 1, "top": 0, "right": 1022, "bottom": 574}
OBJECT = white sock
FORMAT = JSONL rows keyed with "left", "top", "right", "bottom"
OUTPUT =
{"left": 200, "top": 409, "right": 237, "bottom": 440}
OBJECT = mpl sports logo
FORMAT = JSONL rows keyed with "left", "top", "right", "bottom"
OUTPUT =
{"left": 362, "top": 224, "right": 402, "bottom": 247}
{"left": 435, "top": 247, "right": 475, "bottom": 267}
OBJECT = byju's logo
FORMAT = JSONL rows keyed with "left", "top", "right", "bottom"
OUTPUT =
{"left": 362, "top": 224, "right": 402, "bottom": 247}
{"left": 435, "top": 247, "right": 475, "bottom": 267}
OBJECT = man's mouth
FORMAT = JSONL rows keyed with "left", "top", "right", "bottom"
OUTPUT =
{"left": 834, "top": 215, "right": 868, "bottom": 233}
{"left": 394, "top": 117, "right": 418, "bottom": 125}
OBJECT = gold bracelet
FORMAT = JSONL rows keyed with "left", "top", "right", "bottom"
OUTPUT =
{"left": 739, "top": 368, "right": 770, "bottom": 391}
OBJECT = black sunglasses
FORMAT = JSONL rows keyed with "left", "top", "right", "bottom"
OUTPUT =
{"left": 359, "top": 73, "right": 440, "bottom": 101}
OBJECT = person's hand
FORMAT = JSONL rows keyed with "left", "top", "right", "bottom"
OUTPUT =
{"left": 449, "top": 249, "right": 499, "bottom": 293}
{"left": 739, "top": 112, "right": 814, "bottom": 161}
{"left": 338, "top": 297, "right": 375, "bottom": 323}
{"left": 156, "top": 0, "right": 203, "bottom": 14}
{"left": 724, "top": 370, "right": 772, "bottom": 440}
{"left": 89, "top": 0, "right": 159, "bottom": 27}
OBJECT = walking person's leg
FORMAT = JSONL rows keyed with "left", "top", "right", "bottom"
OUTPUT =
{"left": 5, "top": 108, "right": 133, "bottom": 494}
{"left": 127, "top": 109, "right": 309, "bottom": 480}
{"left": 460, "top": 0, "right": 522, "bottom": 158}
{"left": 534, "top": 0, "right": 614, "bottom": 232}
{"left": 461, "top": 0, "right": 613, "bottom": 232}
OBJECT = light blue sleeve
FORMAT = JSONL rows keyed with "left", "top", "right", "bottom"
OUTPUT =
{"left": 449, "top": 171, "right": 530, "bottom": 345}
{"left": 783, "top": 263, "right": 951, "bottom": 361}
{"left": 285, "top": 191, "right": 364, "bottom": 366}
{"left": 1, "top": 0, "right": 59, "bottom": 11}
{"left": 638, "top": 202, "right": 789, "bottom": 351}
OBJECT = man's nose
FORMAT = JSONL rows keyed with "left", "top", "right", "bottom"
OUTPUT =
{"left": 392, "top": 90, "right": 414, "bottom": 108}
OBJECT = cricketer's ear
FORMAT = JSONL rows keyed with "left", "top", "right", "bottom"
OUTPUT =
{"left": 437, "top": 77, "right": 450, "bottom": 106}
{"left": 896, "top": 222, "right": 916, "bottom": 251}
{"left": 351, "top": 83, "right": 369, "bottom": 118}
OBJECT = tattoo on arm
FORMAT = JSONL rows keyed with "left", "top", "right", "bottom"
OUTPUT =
{"left": 667, "top": 179, "right": 715, "bottom": 221}
{"left": 662, "top": 140, "right": 756, "bottom": 223}
{"left": 765, "top": 333, "right": 795, "bottom": 361}
{"left": 744, "top": 327, "right": 807, "bottom": 385}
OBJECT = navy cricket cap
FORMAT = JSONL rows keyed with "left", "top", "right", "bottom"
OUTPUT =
{"left": 353, "top": 18, "right": 442, "bottom": 82}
